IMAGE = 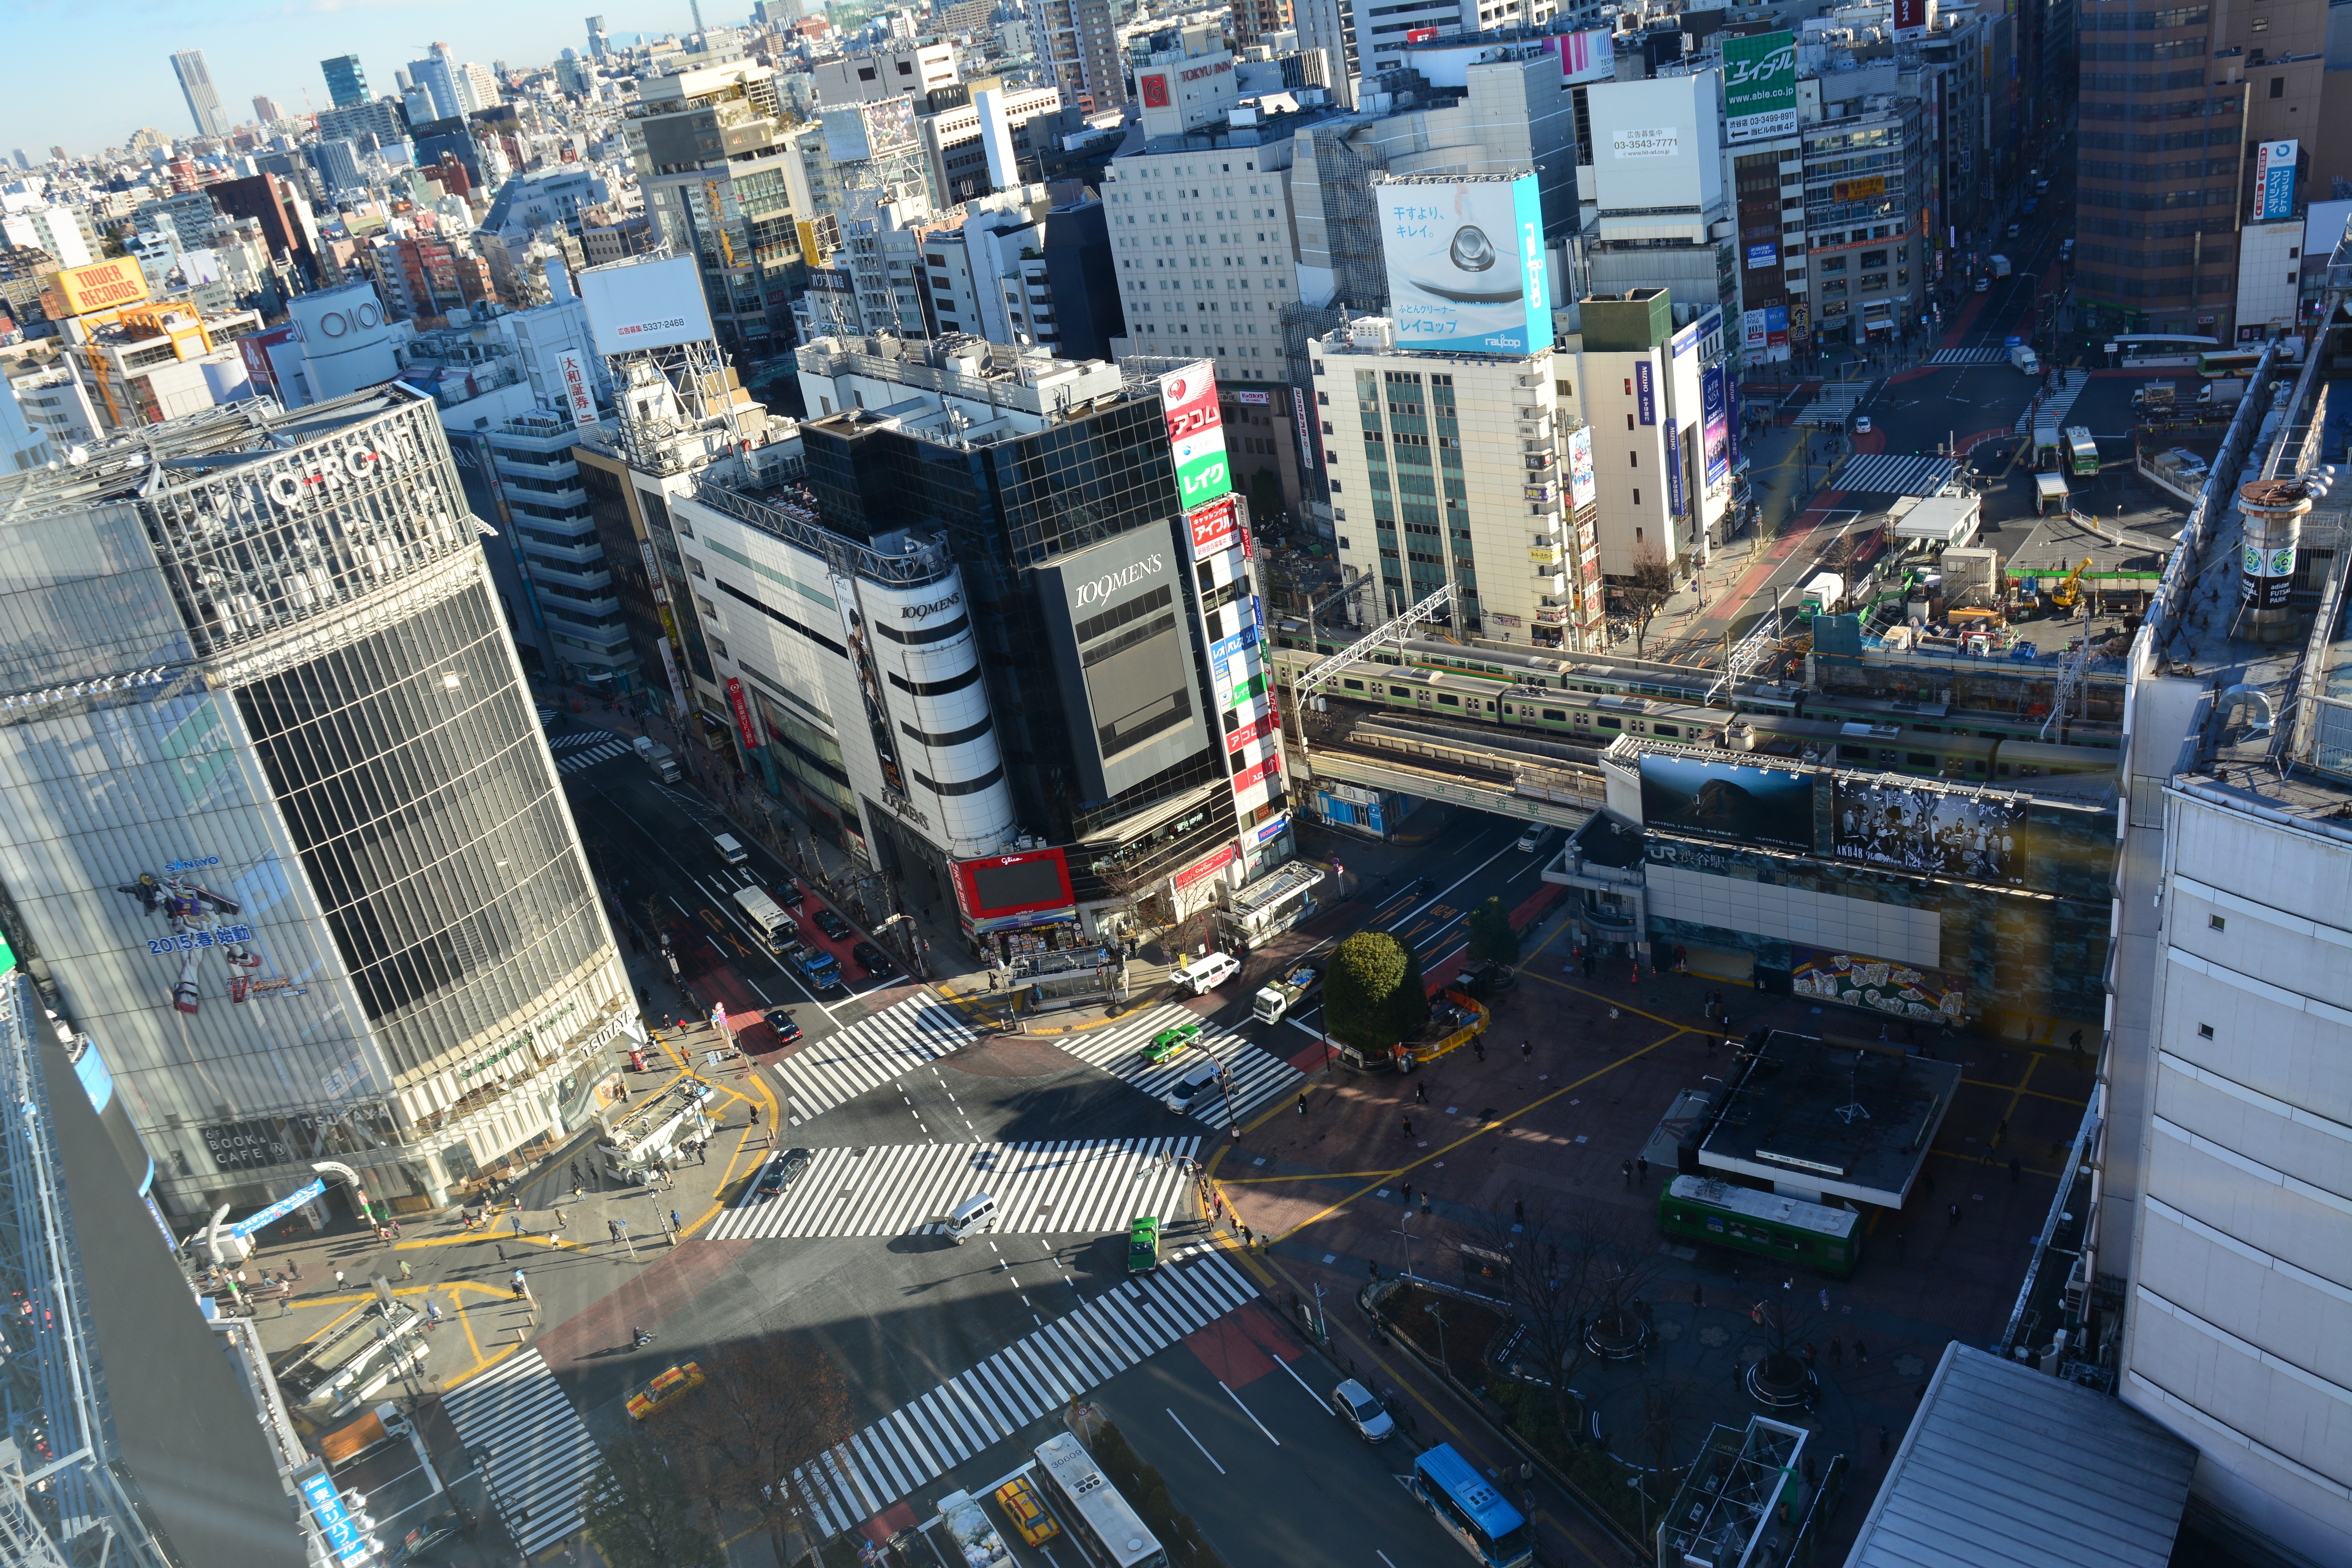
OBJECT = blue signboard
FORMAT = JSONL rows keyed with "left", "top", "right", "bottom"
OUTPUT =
{"left": 1634, "top": 361, "right": 1656, "bottom": 426}
{"left": 1667, "top": 426, "right": 1685, "bottom": 519}
{"left": 229, "top": 1178, "right": 327, "bottom": 1239}
{"left": 1701, "top": 365, "right": 1730, "bottom": 489}
{"left": 1746, "top": 242, "right": 1778, "bottom": 270}
{"left": 299, "top": 1468, "right": 372, "bottom": 1565}
{"left": 2254, "top": 140, "right": 2297, "bottom": 221}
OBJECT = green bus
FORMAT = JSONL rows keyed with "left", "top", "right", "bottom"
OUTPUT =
{"left": 1658, "top": 1175, "right": 1862, "bottom": 1278}
{"left": 2063, "top": 426, "right": 2100, "bottom": 478}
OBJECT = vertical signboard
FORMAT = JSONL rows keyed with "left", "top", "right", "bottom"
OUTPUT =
{"left": 2254, "top": 140, "right": 2298, "bottom": 222}
{"left": 1666, "top": 426, "right": 1685, "bottom": 519}
{"left": 1634, "top": 361, "right": 1657, "bottom": 425}
{"left": 555, "top": 349, "right": 598, "bottom": 428}
{"left": 833, "top": 576, "right": 911, "bottom": 800}
{"left": 1376, "top": 173, "right": 1549, "bottom": 355}
{"left": 1567, "top": 424, "right": 1597, "bottom": 510}
{"left": 1158, "top": 363, "right": 1232, "bottom": 511}
{"left": 1291, "top": 386, "right": 1317, "bottom": 470}
{"left": 1700, "top": 364, "right": 1730, "bottom": 489}
{"left": 724, "top": 677, "right": 762, "bottom": 751}
{"left": 641, "top": 540, "right": 692, "bottom": 718}
{"left": 1891, "top": 0, "right": 1929, "bottom": 41}
{"left": 1721, "top": 31, "right": 1798, "bottom": 145}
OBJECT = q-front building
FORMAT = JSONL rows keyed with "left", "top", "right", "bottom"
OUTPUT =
{"left": 0, "top": 387, "right": 644, "bottom": 1222}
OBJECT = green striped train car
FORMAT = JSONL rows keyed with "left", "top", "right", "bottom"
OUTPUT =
{"left": 1659, "top": 1174, "right": 1862, "bottom": 1278}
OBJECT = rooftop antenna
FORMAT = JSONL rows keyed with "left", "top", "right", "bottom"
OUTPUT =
{"left": 1833, "top": 1048, "right": 1870, "bottom": 1125}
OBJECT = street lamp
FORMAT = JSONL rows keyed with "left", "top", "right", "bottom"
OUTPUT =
{"left": 1397, "top": 1211, "right": 1417, "bottom": 1283}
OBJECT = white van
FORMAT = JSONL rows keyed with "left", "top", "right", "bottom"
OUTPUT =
{"left": 1171, "top": 952, "right": 1240, "bottom": 996}
{"left": 713, "top": 832, "right": 748, "bottom": 865}
{"left": 944, "top": 1192, "right": 997, "bottom": 1244}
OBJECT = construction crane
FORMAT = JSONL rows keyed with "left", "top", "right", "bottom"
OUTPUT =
{"left": 2047, "top": 556, "right": 2094, "bottom": 612}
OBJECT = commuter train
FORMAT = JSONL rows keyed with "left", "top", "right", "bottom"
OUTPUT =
{"left": 1273, "top": 633, "right": 2117, "bottom": 786}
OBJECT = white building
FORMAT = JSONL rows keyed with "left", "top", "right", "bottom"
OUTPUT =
{"left": 0, "top": 203, "right": 96, "bottom": 269}
{"left": 1573, "top": 287, "right": 1733, "bottom": 579}
{"left": 1312, "top": 316, "right": 1597, "bottom": 645}
{"left": 1581, "top": 72, "right": 1735, "bottom": 324}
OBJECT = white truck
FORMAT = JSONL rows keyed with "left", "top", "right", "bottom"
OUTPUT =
{"left": 731, "top": 886, "right": 793, "bottom": 953}
{"left": 2198, "top": 377, "right": 2246, "bottom": 409}
{"left": 1799, "top": 572, "right": 1845, "bottom": 619}
{"left": 1990, "top": 253, "right": 2013, "bottom": 278}
{"left": 632, "top": 735, "right": 682, "bottom": 782}
{"left": 1252, "top": 964, "right": 1321, "bottom": 1025}
{"left": 2009, "top": 343, "right": 2041, "bottom": 375}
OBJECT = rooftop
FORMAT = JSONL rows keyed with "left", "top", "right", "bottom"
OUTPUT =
{"left": 794, "top": 332, "right": 1136, "bottom": 441}
{"left": 1696, "top": 1028, "right": 1962, "bottom": 1207}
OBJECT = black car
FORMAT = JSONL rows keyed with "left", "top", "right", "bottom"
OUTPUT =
{"left": 775, "top": 879, "right": 803, "bottom": 907}
{"left": 755, "top": 1147, "right": 812, "bottom": 1199}
{"left": 852, "top": 941, "right": 895, "bottom": 976}
{"left": 813, "top": 908, "right": 851, "bottom": 940}
{"left": 762, "top": 1008, "right": 803, "bottom": 1046}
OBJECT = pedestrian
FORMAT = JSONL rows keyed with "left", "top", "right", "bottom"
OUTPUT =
{"left": 1520, "top": 1039, "right": 1532, "bottom": 1063}
{"left": 1401, "top": 1115, "right": 1414, "bottom": 1140}
{"left": 1802, "top": 1342, "right": 1817, "bottom": 1368}
{"left": 1878, "top": 1425, "right": 1891, "bottom": 1458}
{"left": 699, "top": 1143, "right": 708, "bottom": 1166}
{"left": 1241, "top": 1225, "right": 1254, "bottom": 1248}
{"left": 1855, "top": 1338, "right": 1869, "bottom": 1365}
{"left": 511, "top": 1269, "right": 527, "bottom": 1299}
{"left": 670, "top": 1209, "right": 681, "bottom": 1232}
{"left": 1637, "top": 1156, "right": 1649, "bottom": 1183}
{"left": 1419, "top": 1192, "right": 1431, "bottom": 1216}
{"left": 1993, "top": 1118, "right": 2008, "bottom": 1149}
{"left": 750, "top": 1104, "right": 760, "bottom": 1126}
{"left": 1401, "top": 1182, "right": 1413, "bottom": 1208}
{"left": 1473, "top": 1038, "right": 1485, "bottom": 1062}
{"left": 2009, "top": 1156, "right": 2022, "bottom": 1184}
{"left": 570, "top": 1159, "right": 582, "bottom": 1185}
{"left": 286, "top": 1258, "right": 301, "bottom": 1281}
{"left": 333, "top": 1269, "right": 346, "bottom": 1290}
{"left": 573, "top": 1181, "right": 583, "bottom": 1201}
{"left": 1692, "top": 1281, "right": 1705, "bottom": 1310}
{"left": 399, "top": 1259, "right": 413, "bottom": 1281}
{"left": 1830, "top": 1336, "right": 1843, "bottom": 1365}
{"left": 1621, "top": 1158, "right": 1634, "bottom": 1188}
{"left": 1947, "top": 1202, "right": 1962, "bottom": 1229}
{"left": 1414, "top": 1080, "right": 1427, "bottom": 1106}
{"left": 2069, "top": 1027, "right": 2085, "bottom": 1061}
{"left": 1514, "top": 1198, "right": 1526, "bottom": 1226}
{"left": 1818, "top": 1286, "right": 1829, "bottom": 1312}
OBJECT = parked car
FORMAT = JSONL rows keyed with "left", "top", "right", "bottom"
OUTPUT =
{"left": 812, "top": 908, "right": 851, "bottom": 940}
{"left": 756, "top": 1147, "right": 812, "bottom": 1200}
{"left": 1331, "top": 1379, "right": 1396, "bottom": 1442}
{"left": 851, "top": 940, "right": 895, "bottom": 976}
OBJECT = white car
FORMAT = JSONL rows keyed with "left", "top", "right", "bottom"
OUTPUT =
{"left": 1853, "top": 416, "right": 1872, "bottom": 434}
{"left": 1331, "top": 1379, "right": 1396, "bottom": 1443}
{"left": 1163, "top": 1058, "right": 1221, "bottom": 1115}
{"left": 1516, "top": 824, "right": 1557, "bottom": 853}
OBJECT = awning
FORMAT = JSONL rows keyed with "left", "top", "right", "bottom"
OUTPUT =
{"left": 1226, "top": 859, "right": 1325, "bottom": 920}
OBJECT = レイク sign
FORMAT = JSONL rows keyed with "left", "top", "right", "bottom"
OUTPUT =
{"left": 1157, "top": 363, "right": 1232, "bottom": 510}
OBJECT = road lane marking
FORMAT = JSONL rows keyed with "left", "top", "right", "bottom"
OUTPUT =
{"left": 1167, "top": 1408, "right": 1227, "bottom": 1474}
{"left": 1219, "top": 1380, "right": 1280, "bottom": 1445}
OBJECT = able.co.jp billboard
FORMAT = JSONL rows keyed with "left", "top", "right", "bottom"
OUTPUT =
{"left": 1722, "top": 31, "right": 1797, "bottom": 145}
{"left": 1157, "top": 362, "right": 1232, "bottom": 512}
{"left": 1378, "top": 174, "right": 1548, "bottom": 356}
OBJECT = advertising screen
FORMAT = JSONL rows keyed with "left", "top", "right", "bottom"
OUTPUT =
{"left": 1567, "top": 424, "right": 1597, "bottom": 510}
{"left": 1157, "top": 363, "right": 1232, "bottom": 509}
{"left": 1640, "top": 754, "right": 1815, "bottom": 851}
{"left": 1722, "top": 31, "right": 1798, "bottom": 144}
{"left": 1377, "top": 174, "right": 1548, "bottom": 356}
{"left": 580, "top": 254, "right": 716, "bottom": 358}
{"left": 963, "top": 848, "right": 1072, "bottom": 916}
{"left": 1700, "top": 365, "right": 1729, "bottom": 488}
{"left": 2255, "top": 140, "right": 2298, "bottom": 221}
{"left": 1829, "top": 779, "right": 2111, "bottom": 893}
{"left": 1553, "top": 27, "right": 1615, "bottom": 83}
{"left": 1746, "top": 241, "right": 1778, "bottom": 270}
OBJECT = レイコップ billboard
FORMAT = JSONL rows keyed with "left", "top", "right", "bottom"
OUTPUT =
{"left": 1158, "top": 362, "right": 1232, "bottom": 511}
{"left": 579, "top": 254, "right": 716, "bottom": 359}
{"left": 1722, "top": 31, "right": 1797, "bottom": 144}
{"left": 1377, "top": 174, "right": 1549, "bottom": 356}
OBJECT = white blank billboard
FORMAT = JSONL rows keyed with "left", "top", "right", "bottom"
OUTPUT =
{"left": 579, "top": 254, "right": 716, "bottom": 358}
{"left": 1585, "top": 75, "right": 1722, "bottom": 216}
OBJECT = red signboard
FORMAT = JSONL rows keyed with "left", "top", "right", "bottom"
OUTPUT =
{"left": 952, "top": 847, "right": 1075, "bottom": 920}
{"left": 1226, "top": 709, "right": 1279, "bottom": 753}
{"left": 1176, "top": 844, "right": 1236, "bottom": 889}
{"left": 1141, "top": 73, "right": 1171, "bottom": 108}
{"left": 1158, "top": 364, "right": 1221, "bottom": 443}
{"left": 1231, "top": 755, "right": 1277, "bottom": 795}
{"left": 725, "top": 678, "right": 762, "bottom": 751}
{"left": 1187, "top": 496, "right": 1240, "bottom": 557}
{"left": 1891, "top": 0, "right": 1927, "bottom": 37}
{"left": 1406, "top": 25, "right": 1440, "bottom": 41}
{"left": 238, "top": 324, "right": 298, "bottom": 395}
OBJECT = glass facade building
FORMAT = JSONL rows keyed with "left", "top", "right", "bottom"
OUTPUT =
{"left": 0, "top": 389, "right": 639, "bottom": 1220}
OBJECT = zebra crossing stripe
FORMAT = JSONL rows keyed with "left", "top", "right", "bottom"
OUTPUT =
{"left": 1929, "top": 347, "right": 2008, "bottom": 366}
{"left": 555, "top": 740, "right": 632, "bottom": 774}
{"left": 778, "top": 994, "right": 984, "bottom": 1125}
{"left": 440, "top": 1348, "right": 603, "bottom": 1558}
{"left": 1830, "top": 454, "right": 1959, "bottom": 497}
{"left": 545, "top": 728, "right": 617, "bottom": 753}
{"left": 791, "top": 1249, "right": 1258, "bottom": 1539}
{"left": 2013, "top": 373, "right": 2087, "bottom": 433}
{"left": 1050, "top": 1002, "right": 1305, "bottom": 1128}
{"left": 706, "top": 1135, "right": 1204, "bottom": 1240}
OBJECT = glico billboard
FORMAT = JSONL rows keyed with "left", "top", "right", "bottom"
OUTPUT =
{"left": 1377, "top": 173, "right": 1549, "bottom": 356}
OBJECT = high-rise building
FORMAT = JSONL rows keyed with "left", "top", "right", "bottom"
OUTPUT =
{"left": 0, "top": 387, "right": 646, "bottom": 1220}
{"left": 587, "top": 14, "right": 612, "bottom": 60}
{"left": 408, "top": 43, "right": 464, "bottom": 122}
{"left": 1034, "top": 0, "right": 1129, "bottom": 113}
{"left": 9, "top": 149, "right": 29, "bottom": 171}
{"left": 321, "top": 53, "right": 370, "bottom": 110}
{"left": 2073, "top": 0, "right": 2325, "bottom": 340}
{"left": 251, "top": 94, "right": 285, "bottom": 125}
{"left": 169, "top": 49, "right": 231, "bottom": 140}
{"left": 457, "top": 60, "right": 503, "bottom": 114}
{"left": 1230, "top": 0, "right": 1293, "bottom": 49}
{"left": 316, "top": 98, "right": 406, "bottom": 153}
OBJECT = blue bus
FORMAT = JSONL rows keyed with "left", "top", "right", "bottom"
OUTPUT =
{"left": 1411, "top": 1445, "right": 1534, "bottom": 1568}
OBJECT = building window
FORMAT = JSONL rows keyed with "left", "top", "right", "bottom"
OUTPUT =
{"left": 685, "top": 555, "right": 706, "bottom": 578}
{"left": 2270, "top": 76, "right": 2283, "bottom": 97}
{"left": 2208, "top": 914, "right": 2225, "bottom": 930}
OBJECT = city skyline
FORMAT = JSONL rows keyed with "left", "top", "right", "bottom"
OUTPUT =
{"left": 0, "top": 0, "right": 709, "bottom": 158}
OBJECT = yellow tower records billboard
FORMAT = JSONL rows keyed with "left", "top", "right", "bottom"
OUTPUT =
{"left": 47, "top": 258, "right": 151, "bottom": 316}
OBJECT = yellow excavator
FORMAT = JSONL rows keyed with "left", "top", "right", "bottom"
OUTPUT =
{"left": 2047, "top": 556, "right": 2093, "bottom": 612}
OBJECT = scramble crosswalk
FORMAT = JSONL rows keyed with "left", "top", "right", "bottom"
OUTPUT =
{"left": 778, "top": 993, "right": 984, "bottom": 1125}
{"left": 705, "top": 1136, "right": 1203, "bottom": 1241}
{"left": 791, "top": 1248, "right": 1258, "bottom": 1539}
{"left": 1928, "top": 346, "right": 2010, "bottom": 366}
{"left": 1829, "top": 453, "right": 1960, "bottom": 497}
{"left": 440, "top": 1349, "right": 602, "bottom": 1559}
{"left": 2013, "top": 369, "right": 2089, "bottom": 433}
{"left": 546, "top": 727, "right": 633, "bottom": 774}
{"left": 1051, "top": 1002, "right": 1305, "bottom": 1129}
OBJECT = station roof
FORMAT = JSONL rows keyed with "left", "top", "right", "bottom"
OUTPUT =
{"left": 1843, "top": 1343, "right": 2194, "bottom": 1568}
{"left": 1698, "top": 1029, "right": 1961, "bottom": 1207}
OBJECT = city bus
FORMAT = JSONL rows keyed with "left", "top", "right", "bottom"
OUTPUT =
{"left": 2063, "top": 427, "right": 2100, "bottom": 478}
{"left": 2111, "top": 333, "right": 2218, "bottom": 368}
{"left": 1657, "top": 1174, "right": 1862, "bottom": 1278}
{"left": 1410, "top": 1444, "right": 1534, "bottom": 1568}
{"left": 2196, "top": 349, "right": 2262, "bottom": 378}
{"left": 1031, "top": 1433, "right": 1165, "bottom": 1568}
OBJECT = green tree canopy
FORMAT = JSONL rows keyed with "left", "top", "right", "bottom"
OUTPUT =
{"left": 1465, "top": 896, "right": 1521, "bottom": 966}
{"left": 582, "top": 1433, "right": 727, "bottom": 1568}
{"left": 1323, "top": 929, "right": 1428, "bottom": 1049}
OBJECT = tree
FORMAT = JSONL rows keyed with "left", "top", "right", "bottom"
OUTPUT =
{"left": 659, "top": 1333, "right": 855, "bottom": 1568}
{"left": 1621, "top": 542, "right": 1677, "bottom": 656}
{"left": 581, "top": 1434, "right": 727, "bottom": 1568}
{"left": 1465, "top": 896, "right": 1520, "bottom": 967}
{"left": 1323, "top": 930, "right": 1427, "bottom": 1050}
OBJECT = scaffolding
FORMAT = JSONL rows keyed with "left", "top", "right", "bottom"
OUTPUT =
{"left": 0, "top": 972, "right": 173, "bottom": 1568}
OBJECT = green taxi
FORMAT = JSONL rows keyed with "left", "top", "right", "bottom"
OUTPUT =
{"left": 1127, "top": 1214, "right": 1161, "bottom": 1273}
{"left": 1140, "top": 1022, "right": 1199, "bottom": 1065}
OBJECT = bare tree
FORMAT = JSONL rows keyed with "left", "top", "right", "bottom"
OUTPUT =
{"left": 656, "top": 1332, "right": 855, "bottom": 1568}
{"left": 1582, "top": 1207, "right": 1675, "bottom": 1353}
{"left": 1745, "top": 1287, "right": 1828, "bottom": 1401}
{"left": 1621, "top": 543, "right": 1678, "bottom": 656}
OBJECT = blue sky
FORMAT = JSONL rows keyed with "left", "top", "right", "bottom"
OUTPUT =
{"left": 2, "top": 0, "right": 723, "bottom": 160}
